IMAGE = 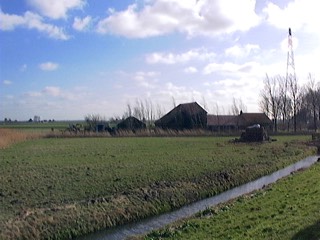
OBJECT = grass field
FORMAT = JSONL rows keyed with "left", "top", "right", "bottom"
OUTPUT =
{"left": 0, "top": 121, "right": 74, "bottom": 131}
{"left": 145, "top": 159, "right": 320, "bottom": 240}
{"left": 0, "top": 131, "right": 316, "bottom": 239}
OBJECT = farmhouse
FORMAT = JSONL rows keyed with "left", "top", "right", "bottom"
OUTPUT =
{"left": 155, "top": 102, "right": 207, "bottom": 130}
{"left": 155, "top": 101, "right": 272, "bottom": 132}
{"left": 237, "top": 112, "right": 272, "bottom": 130}
{"left": 207, "top": 115, "right": 238, "bottom": 132}
{"left": 207, "top": 111, "right": 272, "bottom": 131}
{"left": 117, "top": 116, "right": 146, "bottom": 131}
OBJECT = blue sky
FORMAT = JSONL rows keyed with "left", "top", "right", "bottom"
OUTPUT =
{"left": 1, "top": 0, "right": 320, "bottom": 121}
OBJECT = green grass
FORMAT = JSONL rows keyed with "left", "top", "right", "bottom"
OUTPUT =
{"left": 0, "top": 136, "right": 316, "bottom": 239}
{"left": 0, "top": 121, "right": 82, "bottom": 132}
{"left": 145, "top": 159, "right": 320, "bottom": 240}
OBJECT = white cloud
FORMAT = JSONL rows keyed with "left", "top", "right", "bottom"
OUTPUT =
{"left": 133, "top": 71, "right": 159, "bottom": 81}
{"left": 96, "top": 0, "right": 261, "bottom": 38}
{"left": 25, "top": 86, "right": 86, "bottom": 102}
{"left": 7, "top": 86, "right": 93, "bottom": 120}
{"left": 146, "top": 48, "right": 215, "bottom": 64}
{"left": 26, "top": 91, "right": 42, "bottom": 97}
{"left": 42, "top": 86, "right": 61, "bottom": 96}
{"left": 263, "top": 0, "right": 320, "bottom": 34}
{"left": 133, "top": 71, "right": 159, "bottom": 89}
{"left": 184, "top": 66, "right": 198, "bottom": 74}
{"left": 225, "top": 44, "right": 260, "bottom": 58}
{"left": 294, "top": 46, "right": 320, "bottom": 84}
{"left": 0, "top": 10, "right": 70, "bottom": 40}
{"left": 39, "top": 62, "right": 59, "bottom": 71}
{"left": 3, "top": 80, "right": 12, "bottom": 85}
{"left": 27, "top": 0, "right": 85, "bottom": 19}
{"left": 202, "top": 75, "right": 264, "bottom": 112}
{"left": 0, "top": 9, "right": 25, "bottom": 30}
{"left": 157, "top": 82, "right": 203, "bottom": 105}
{"left": 73, "top": 16, "right": 92, "bottom": 31}
{"left": 162, "top": 82, "right": 186, "bottom": 95}
{"left": 203, "top": 61, "right": 261, "bottom": 76}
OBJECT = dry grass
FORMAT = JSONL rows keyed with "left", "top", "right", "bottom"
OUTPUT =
{"left": 0, "top": 129, "right": 43, "bottom": 149}
{"left": 45, "top": 128, "right": 221, "bottom": 138}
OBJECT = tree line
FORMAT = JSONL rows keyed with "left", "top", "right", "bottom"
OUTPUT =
{"left": 260, "top": 73, "right": 320, "bottom": 132}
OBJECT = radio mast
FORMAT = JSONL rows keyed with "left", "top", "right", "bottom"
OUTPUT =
{"left": 286, "top": 28, "right": 296, "bottom": 86}
{"left": 286, "top": 28, "right": 298, "bottom": 132}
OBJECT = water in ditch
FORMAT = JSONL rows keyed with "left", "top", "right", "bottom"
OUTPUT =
{"left": 78, "top": 155, "right": 320, "bottom": 240}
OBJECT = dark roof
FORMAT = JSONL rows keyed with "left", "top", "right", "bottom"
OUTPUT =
{"left": 207, "top": 115, "right": 237, "bottom": 126}
{"left": 238, "top": 113, "right": 272, "bottom": 126}
{"left": 117, "top": 116, "right": 146, "bottom": 130}
{"left": 155, "top": 102, "right": 207, "bottom": 124}
{"left": 207, "top": 113, "right": 272, "bottom": 128}
{"left": 169, "top": 102, "right": 207, "bottom": 115}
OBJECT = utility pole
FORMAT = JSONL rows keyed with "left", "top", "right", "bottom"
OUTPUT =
{"left": 286, "top": 28, "right": 296, "bottom": 81}
{"left": 286, "top": 28, "right": 298, "bottom": 132}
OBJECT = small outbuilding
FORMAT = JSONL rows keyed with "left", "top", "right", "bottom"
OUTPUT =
{"left": 237, "top": 112, "right": 272, "bottom": 130}
{"left": 155, "top": 102, "right": 207, "bottom": 130}
{"left": 117, "top": 116, "right": 146, "bottom": 131}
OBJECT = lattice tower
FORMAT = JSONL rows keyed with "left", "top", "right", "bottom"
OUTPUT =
{"left": 286, "top": 28, "right": 297, "bottom": 84}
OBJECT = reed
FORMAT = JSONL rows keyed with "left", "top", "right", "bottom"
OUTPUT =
{"left": 0, "top": 129, "right": 42, "bottom": 149}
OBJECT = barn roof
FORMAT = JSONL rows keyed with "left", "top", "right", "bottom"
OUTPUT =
{"left": 170, "top": 102, "right": 207, "bottom": 115}
{"left": 207, "top": 113, "right": 272, "bottom": 128}
{"left": 155, "top": 102, "right": 207, "bottom": 124}
{"left": 117, "top": 116, "right": 146, "bottom": 129}
{"left": 207, "top": 115, "right": 237, "bottom": 126}
{"left": 238, "top": 113, "right": 272, "bottom": 126}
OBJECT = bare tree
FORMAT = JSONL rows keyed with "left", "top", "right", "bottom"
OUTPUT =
{"left": 318, "top": 85, "right": 320, "bottom": 122}
{"left": 156, "top": 103, "right": 165, "bottom": 120}
{"left": 288, "top": 74, "right": 300, "bottom": 132}
{"left": 259, "top": 93, "right": 270, "bottom": 117}
{"left": 85, "top": 114, "right": 105, "bottom": 130}
{"left": 213, "top": 102, "right": 219, "bottom": 116}
{"left": 171, "top": 96, "right": 176, "bottom": 108}
{"left": 132, "top": 99, "right": 144, "bottom": 121}
{"left": 260, "top": 74, "right": 281, "bottom": 132}
{"left": 305, "top": 74, "right": 319, "bottom": 131}
{"left": 231, "top": 98, "right": 247, "bottom": 115}
{"left": 278, "top": 75, "right": 291, "bottom": 130}
{"left": 144, "top": 99, "right": 151, "bottom": 123}
{"left": 122, "top": 98, "right": 159, "bottom": 125}
{"left": 202, "top": 96, "right": 208, "bottom": 111}
{"left": 213, "top": 102, "right": 221, "bottom": 132}
{"left": 123, "top": 103, "right": 133, "bottom": 118}
{"left": 144, "top": 98, "right": 157, "bottom": 125}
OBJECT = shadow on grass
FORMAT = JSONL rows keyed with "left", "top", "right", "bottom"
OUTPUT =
{"left": 292, "top": 221, "right": 320, "bottom": 240}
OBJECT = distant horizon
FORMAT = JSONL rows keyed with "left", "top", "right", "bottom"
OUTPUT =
{"left": 1, "top": 0, "right": 320, "bottom": 121}
{"left": 0, "top": 100, "right": 265, "bottom": 123}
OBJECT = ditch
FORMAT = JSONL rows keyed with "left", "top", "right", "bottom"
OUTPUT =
{"left": 77, "top": 155, "right": 320, "bottom": 240}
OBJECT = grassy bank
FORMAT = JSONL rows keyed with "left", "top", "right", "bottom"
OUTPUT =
{"left": 0, "top": 134, "right": 316, "bottom": 239}
{"left": 145, "top": 158, "right": 320, "bottom": 240}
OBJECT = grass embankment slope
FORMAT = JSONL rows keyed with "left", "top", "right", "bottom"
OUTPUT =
{"left": 0, "top": 130, "right": 316, "bottom": 239}
{"left": 145, "top": 158, "right": 320, "bottom": 240}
